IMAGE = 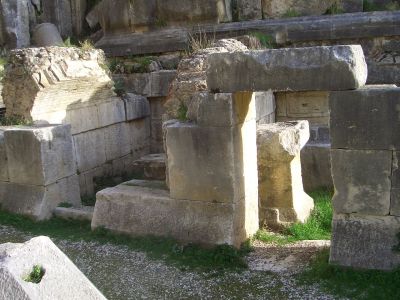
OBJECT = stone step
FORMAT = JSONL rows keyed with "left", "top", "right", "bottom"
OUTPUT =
{"left": 53, "top": 206, "right": 94, "bottom": 222}
{"left": 131, "top": 153, "right": 166, "bottom": 181}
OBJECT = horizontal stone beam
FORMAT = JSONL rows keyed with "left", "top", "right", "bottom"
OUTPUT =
{"left": 206, "top": 45, "right": 367, "bottom": 93}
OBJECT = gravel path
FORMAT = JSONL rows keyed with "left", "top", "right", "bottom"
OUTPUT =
{"left": 0, "top": 225, "right": 339, "bottom": 300}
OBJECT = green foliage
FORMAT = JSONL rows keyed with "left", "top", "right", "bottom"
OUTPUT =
{"left": 299, "top": 249, "right": 400, "bottom": 299}
{"left": 113, "top": 79, "right": 125, "bottom": 97}
{"left": 325, "top": 2, "right": 345, "bottom": 15}
{"left": 249, "top": 32, "right": 276, "bottom": 49}
{"left": 58, "top": 202, "right": 73, "bottom": 208}
{"left": 155, "top": 18, "right": 168, "bottom": 28}
{"left": 363, "top": 0, "right": 400, "bottom": 11}
{"left": 0, "top": 115, "right": 32, "bottom": 126}
{"left": 79, "top": 39, "right": 94, "bottom": 51}
{"left": 256, "top": 189, "right": 333, "bottom": 244}
{"left": 386, "top": 1, "right": 400, "bottom": 10}
{"left": 0, "top": 55, "right": 7, "bottom": 81}
{"left": 282, "top": 8, "right": 300, "bottom": 18}
{"left": 24, "top": 265, "right": 45, "bottom": 284}
{"left": 132, "top": 56, "right": 153, "bottom": 73}
{"left": 0, "top": 210, "right": 249, "bottom": 271}
{"left": 177, "top": 102, "right": 188, "bottom": 121}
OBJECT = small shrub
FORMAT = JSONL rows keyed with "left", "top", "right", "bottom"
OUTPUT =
{"left": 187, "top": 30, "right": 215, "bottom": 55}
{"left": 132, "top": 56, "right": 153, "bottom": 73}
{"left": 177, "top": 102, "right": 188, "bottom": 121}
{"left": 81, "top": 195, "right": 96, "bottom": 207}
{"left": 155, "top": 18, "right": 168, "bottom": 28}
{"left": 325, "top": 2, "right": 344, "bottom": 15}
{"left": 0, "top": 115, "right": 32, "bottom": 126}
{"left": 24, "top": 265, "right": 45, "bottom": 284}
{"left": 113, "top": 79, "right": 126, "bottom": 97}
{"left": 79, "top": 39, "right": 94, "bottom": 51}
{"left": 249, "top": 32, "right": 276, "bottom": 49}
{"left": 282, "top": 8, "right": 300, "bottom": 18}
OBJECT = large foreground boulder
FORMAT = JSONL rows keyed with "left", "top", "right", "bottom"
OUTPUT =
{"left": 0, "top": 236, "right": 106, "bottom": 299}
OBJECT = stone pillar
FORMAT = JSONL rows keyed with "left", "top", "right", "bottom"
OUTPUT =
{"left": 329, "top": 85, "right": 400, "bottom": 270}
{"left": 165, "top": 92, "right": 259, "bottom": 247}
{"left": 0, "top": 125, "right": 81, "bottom": 220}
{"left": 70, "top": 0, "right": 87, "bottom": 37}
{"left": 257, "top": 121, "right": 314, "bottom": 228}
{"left": 40, "top": 0, "right": 73, "bottom": 38}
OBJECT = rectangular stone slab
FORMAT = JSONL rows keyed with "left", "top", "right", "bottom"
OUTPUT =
{"left": 92, "top": 180, "right": 258, "bottom": 247}
{"left": 0, "top": 236, "right": 106, "bottom": 300}
{"left": 0, "top": 129, "right": 8, "bottom": 182}
{"left": 4, "top": 125, "right": 76, "bottom": 186}
{"left": 331, "top": 149, "right": 392, "bottom": 216}
{"left": 330, "top": 85, "right": 400, "bottom": 150}
{"left": 330, "top": 214, "right": 400, "bottom": 270}
{"left": 206, "top": 45, "right": 367, "bottom": 93}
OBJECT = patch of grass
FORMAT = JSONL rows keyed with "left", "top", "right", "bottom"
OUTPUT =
{"left": 58, "top": 202, "right": 73, "bottom": 208}
{"left": 256, "top": 189, "right": 333, "bottom": 245}
{"left": 24, "top": 265, "right": 45, "bottom": 284}
{"left": 79, "top": 39, "right": 94, "bottom": 51}
{"left": 299, "top": 249, "right": 400, "bottom": 299}
{"left": 0, "top": 115, "right": 32, "bottom": 126}
{"left": 155, "top": 18, "right": 168, "bottom": 28}
{"left": 386, "top": 1, "right": 400, "bottom": 10}
{"left": 187, "top": 30, "right": 215, "bottom": 55}
{"left": 81, "top": 195, "right": 96, "bottom": 207}
{"left": 249, "top": 32, "right": 276, "bottom": 49}
{"left": 0, "top": 210, "right": 249, "bottom": 271}
{"left": 177, "top": 102, "right": 188, "bottom": 121}
{"left": 282, "top": 8, "right": 300, "bottom": 18}
{"left": 113, "top": 79, "right": 125, "bottom": 97}
{"left": 325, "top": 2, "right": 344, "bottom": 15}
{"left": 132, "top": 56, "right": 153, "bottom": 73}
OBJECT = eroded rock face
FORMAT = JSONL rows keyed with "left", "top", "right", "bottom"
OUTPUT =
{"left": 262, "top": 0, "right": 343, "bottom": 18}
{"left": 164, "top": 39, "right": 248, "bottom": 121}
{"left": 2, "top": 46, "right": 114, "bottom": 122}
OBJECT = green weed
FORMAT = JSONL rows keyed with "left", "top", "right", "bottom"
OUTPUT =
{"left": 24, "top": 265, "right": 45, "bottom": 284}
{"left": 177, "top": 102, "right": 188, "bottom": 121}
{"left": 325, "top": 2, "right": 344, "bottom": 15}
{"left": 282, "top": 8, "right": 300, "bottom": 18}
{"left": 0, "top": 115, "right": 32, "bottom": 126}
{"left": 249, "top": 32, "right": 276, "bottom": 49}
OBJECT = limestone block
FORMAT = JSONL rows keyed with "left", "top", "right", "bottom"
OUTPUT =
{"left": 63, "top": 104, "right": 99, "bottom": 135}
{"left": 131, "top": 154, "right": 166, "bottom": 181}
{"left": 97, "top": 97, "right": 126, "bottom": 128}
{"left": 166, "top": 120, "right": 258, "bottom": 206}
{"left": 331, "top": 149, "right": 392, "bottom": 216}
{"left": 73, "top": 129, "right": 107, "bottom": 173}
{"left": 330, "top": 214, "right": 400, "bottom": 270}
{"left": 4, "top": 125, "right": 76, "bottom": 186}
{"left": 0, "top": 236, "right": 106, "bottom": 299}
{"left": 257, "top": 121, "right": 314, "bottom": 227}
{"left": 391, "top": 152, "right": 400, "bottom": 216}
{"left": 40, "top": 0, "right": 73, "bottom": 38}
{"left": 104, "top": 123, "right": 132, "bottom": 161}
{"left": 330, "top": 85, "right": 400, "bottom": 150}
{"left": 254, "top": 91, "right": 275, "bottom": 124}
{"left": 32, "top": 23, "right": 63, "bottom": 47}
{"left": 0, "top": 0, "right": 31, "bottom": 48}
{"left": 0, "top": 129, "right": 8, "bottom": 182}
{"left": 128, "top": 118, "right": 151, "bottom": 154}
{"left": 2, "top": 47, "right": 114, "bottom": 122}
{"left": 301, "top": 144, "right": 333, "bottom": 192}
{"left": 0, "top": 175, "right": 81, "bottom": 220}
{"left": 92, "top": 180, "right": 257, "bottom": 247}
{"left": 237, "top": 0, "right": 262, "bottom": 20}
{"left": 113, "top": 74, "right": 151, "bottom": 96}
{"left": 123, "top": 94, "right": 151, "bottom": 121}
{"left": 150, "top": 71, "right": 177, "bottom": 97}
{"left": 276, "top": 91, "right": 329, "bottom": 118}
{"left": 206, "top": 45, "right": 367, "bottom": 93}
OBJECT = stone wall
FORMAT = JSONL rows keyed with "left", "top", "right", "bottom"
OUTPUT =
{"left": 329, "top": 85, "right": 400, "bottom": 270}
{"left": 1, "top": 47, "right": 151, "bottom": 200}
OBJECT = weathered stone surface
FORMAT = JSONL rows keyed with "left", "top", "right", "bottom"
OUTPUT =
{"left": 301, "top": 144, "right": 333, "bottom": 192}
{"left": 207, "top": 45, "right": 367, "bottom": 93}
{"left": 330, "top": 85, "right": 400, "bottom": 150}
{"left": 131, "top": 153, "right": 166, "bottom": 181}
{"left": 70, "top": 0, "right": 87, "bottom": 36}
{"left": 97, "top": 98, "right": 126, "bottom": 128}
{"left": 0, "top": 175, "right": 81, "bottom": 220}
{"left": 392, "top": 151, "right": 400, "bottom": 216}
{"left": 39, "top": 0, "right": 72, "bottom": 38}
{"left": 262, "top": 0, "right": 337, "bottom": 18}
{"left": 54, "top": 206, "right": 94, "bottom": 222}
{"left": 165, "top": 39, "right": 247, "bottom": 120}
{"left": 128, "top": 118, "right": 151, "bottom": 154}
{"left": 0, "top": 129, "right": 8, "bottom": 182}
{"left": 0, "top": 0, "right": 31, "bottom": 48}
{"left": 2, "top": 47, "right": 114, "bottom": 123}
{"left": 4, "top": 125, "right": 75, "bottom": 186}
{"left": 331, "top": 149, "right": 392, "bottom": 216}
{"left": 123, "top": 93, "right": 151, "bottom": 121}
{"left": 32, "top": 23, "right": 64, "bottom": 47}
{"left": 104, "top": 123, "right": 131, "bottom": 161}
{"left": 92, "top": 180, "right": 257, "bottom": 247}
{"left": 166, "top": 120, "right": 258, "bottom": 206}
{"left": 254, "top": 91, "right": 275, "bottom": 124}
{"left": 238, "top": 0, "right": 262, "bottom": 20}
{"left": 0, "top": 236, "right": 106, "bottom": 299}
{"left": 73, "top": 129, "right": 107, "bottom": 173}
{"left": 330, "top": 214, "right": 400, "bottom": 270}
{"left": 276, "top": 91, "right": 329, "bottom": 126}
{"left": 257, "top": 121, "right": 314, "bottom": 227}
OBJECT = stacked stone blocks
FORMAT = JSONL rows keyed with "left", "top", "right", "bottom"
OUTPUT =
{"left": 329, "top": 86, "right": 400, "bottom": 270}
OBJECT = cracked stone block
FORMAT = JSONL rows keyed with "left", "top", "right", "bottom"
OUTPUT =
{"left": 331, "top": 149, "right": 392, "bottom": 216}
{"left": 123, "top": 93, "right": 151, "bottom": 121}
{"left": 4, "top": 125, "right": 76, "bottom": 186}
{"left": 330, "top": 214, "right": 400, "bottom": 270}
{"left": 206, "top": 45, "right": 367, "bottom": 93}
{"left": 257, "top": 121, "right": 314, "bottom": 228}
{"left": 0, "top": 236, "right": 106, "bottom": 299}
